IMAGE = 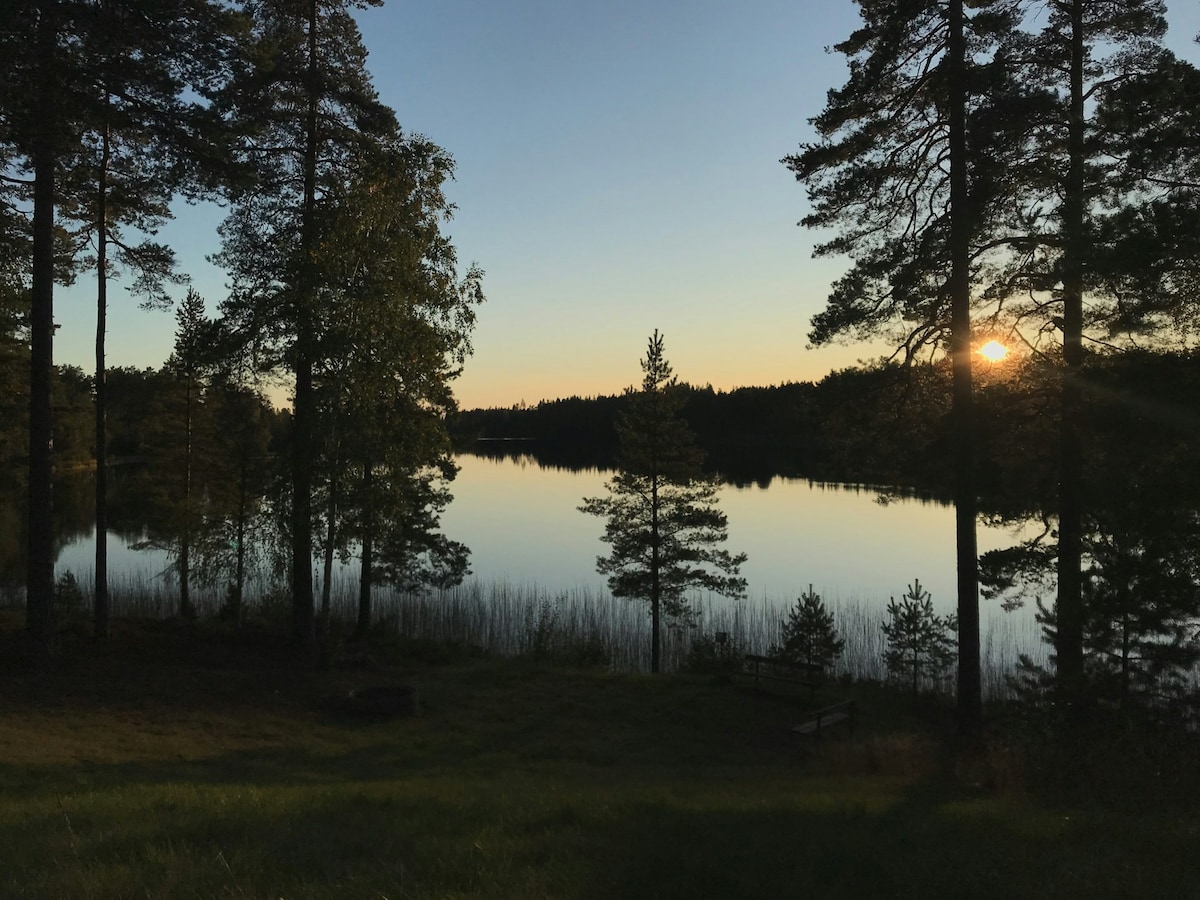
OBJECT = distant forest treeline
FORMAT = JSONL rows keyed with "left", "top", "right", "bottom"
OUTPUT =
{"left": 453, "top": 380, "right": 822, "bottom": 486}
{"left": 11, "top": 347, "right": 1196, "bottom": 511}
{"left": 451, "top": 350, "right": 1200, "bottom": 508}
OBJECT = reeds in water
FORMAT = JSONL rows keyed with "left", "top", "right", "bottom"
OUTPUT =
{"left": 37, "top": 567, "right": 1046, "bottom": 698}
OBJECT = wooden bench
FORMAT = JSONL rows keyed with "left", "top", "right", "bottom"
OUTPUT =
{"left": 743, "top": 654, "right": 823, "bottom": 691}
{"left": 792, "top": 700, "right": 855, "bottom": 738}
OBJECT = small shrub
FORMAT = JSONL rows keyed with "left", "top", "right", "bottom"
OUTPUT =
{"left": 252, "top": 587, "right": 292, "bottom": 625}
{"left": 882, "top": 578, "right": 956, "bottom": 695}
{"left": 682, "top": 632, "right": 741, "bottom": 675}
{"left": 54, "top": 571, "right": 85, "bottom": 614}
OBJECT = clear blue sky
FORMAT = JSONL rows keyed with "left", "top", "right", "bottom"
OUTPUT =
{"left": 52, "top": 0, "right": 1200, "bottom": 410}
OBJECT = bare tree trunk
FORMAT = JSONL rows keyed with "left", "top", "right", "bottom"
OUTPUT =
{"left": 27, "top": 0, "right": 58, "bottom": 656}
{"left": 321, "top": 476, "right": 336, "bottom": 624}
{"left": 649, "top": 474, "right": 661, "bottom": 674}
{"left": 1120, "top": 610, "right": 1131, "bottom": 706}
{"left": 179, "top": 372, "right": 194, "bottom": 618}
{"left": 94, "top": 113, "right": 110, "bottom": 638}
{"left": 289, "top": 0, "right": 319, "bottom": 649}
{"left": 1056, "top": 0, "right": 1087, "bottom": 709}
{"left": 233, "top": 457, "right": 247, "bottom": 629}
{"left": 321, "top": 416, "right": 340, "bottom": 627}
{"left": 948, "top": 0, "right": 981, "bottom": 736}
{"left": 355, "top": 457, "right": 373, "bottom": 640}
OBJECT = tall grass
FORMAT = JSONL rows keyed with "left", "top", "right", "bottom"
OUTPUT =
{"left": 339, "top": 578, "right": 1045, "bottom": 697}
{"left": 45, "top": 568, "right": 283, "bottom": 621}
{"left": 39, "top": 567, "right": 1046, "bottom": 698}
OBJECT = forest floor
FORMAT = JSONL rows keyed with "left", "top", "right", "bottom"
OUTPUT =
{"left": 0, "top": 615, "right": 1197, "bottom": 899}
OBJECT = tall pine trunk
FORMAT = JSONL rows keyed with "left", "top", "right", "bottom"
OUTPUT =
{"left": 290, "top": 0, "right": 319, "bottom": 648}
{"left": 1056, "top": 0, "right": 1087, "bottom": 708}
{"left": 94, "top": 115, "right": 111, "bottom": 638}
{"left": 321, "top": 414, "right": 340, "bottom": 627}
{"left": 948, "top": 0, "right": 981, "bottom": 735}
{"left": 321, "top": 474, "right": 336, "bottom": 625}
{"left": 649, "top": 475, "right": 661, "bottom": 674}
{"left": 355, "top": 457, "right": 373, "bottom": 639}
{"left": 233, "top": 457, "right": 247, "bottom": 629}
{"left": 180, "top": 372, "right": 194, "bottom": 618}
{"left": 27, "top": 0, "right": 58, "bottom": 655}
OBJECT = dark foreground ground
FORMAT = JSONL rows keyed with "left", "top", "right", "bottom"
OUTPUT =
{"left": 1, "top": 616, "right": 1197, "bottom": 899}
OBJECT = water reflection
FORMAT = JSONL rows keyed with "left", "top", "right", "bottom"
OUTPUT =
{"left": 440, "top": 451, "right": 1036, "bottom": 631}
{"left": 18, "top": 452, "right": 1036, "bottom": 646}
{"left": 0, "top": 466, "right": 171, "bottom": 604}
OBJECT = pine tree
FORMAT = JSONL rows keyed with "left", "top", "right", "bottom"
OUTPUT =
{"left": 1045, "top": 2, "right": 1166, "bottom": 709}
{"left": 163, "top": 289, "right": 217, "bottom": 618}
{"left": 58, "top": 0, "right": 234, "bottom": 638}
{"left": 775, "top": 584, "right": 844, "bottom": 671}
{"left": 299, "top": 135, "right": 481, "bottom": 638}
{"left": 580, "top": 332, "right": 747, "bottom": 673}
{"left": 2, "top": 0, "right": 68, "bottom": 655}
{"left": 784, "top": 0, "right": 1022, "bottom": 732}
{"left": 1083, "top": 524, "right": 1200, "bottom": 705}
{"left": 201, "top": 372, "right": 274, "bottom": 628}
{"left": 981, "top": 1, "right": 1172, "bottom": 710}
{"left": 1, "top": 0, "right": 233, "bottom": 645}
{"left": 214, "top": 0, "right": 400, "bottom": 649}
{"left": 882, "top": 579, "right": 957, "bottom": 696}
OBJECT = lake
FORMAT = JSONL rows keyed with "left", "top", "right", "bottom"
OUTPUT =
{"left": 440, "top": 452, "right": 1025, "bottom": 611}
{"left": 45, "top": 451, "right": 1047, "bottom": 674}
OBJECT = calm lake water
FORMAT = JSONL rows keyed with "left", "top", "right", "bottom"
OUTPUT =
{"left": 49, "top": 451, "right": 1043, "bottom": 653}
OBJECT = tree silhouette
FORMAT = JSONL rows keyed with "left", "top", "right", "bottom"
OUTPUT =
{"left": 213, "top": 0, "right": 398, "bottom": 648}
{"left": 580, "top": 332, "right": 746, "bottom": 673}
{"left": 1012, "top": 0, "right": 1170, "bottom": 710}
{"left": 200, "top": 372, "right": 275, "bottom": 628}
{"left": 60, "top": 0, "right": 233, "bottom": 638}
{"left": 882, "top": 579, "right": 957, "bottom": 696}
{"left": 162, "top": 289, "right": 218, "bottom": 619}
{"left": 1, "top": 0, "right": 232, "bottom": 648}
{"left": 784, "top": 0, "right": 1022, "bottom": 733}
{"left": 300, "top": 136, "right": 480, "bottom": 637}
{"left": 2, "top": 0, "right": 69, "bottom": 656}
{"left": 774, "top": 585, "right": 844, "bottom": 671}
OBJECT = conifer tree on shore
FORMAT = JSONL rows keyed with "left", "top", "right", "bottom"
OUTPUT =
{"left": 581, "top": 332, "right": 746, "bottom": 673}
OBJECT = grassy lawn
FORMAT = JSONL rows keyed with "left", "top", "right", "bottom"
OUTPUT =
{"left": 1, "top": 619, "right": 1197, "bottom": 899}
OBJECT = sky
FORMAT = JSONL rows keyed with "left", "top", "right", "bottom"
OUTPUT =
{"left": 52, "top": 0, "right": 1200, "bottom": 410}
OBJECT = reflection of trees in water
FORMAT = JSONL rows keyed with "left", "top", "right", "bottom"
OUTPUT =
{"left": 469, "top": 439, "right": 611, "bottom": 474}
{"left": 985, "top": 503, "right": 1200, "bottom": 706}
{"left": 0, "top": 466, "right": 246, "bottom": 603}
{"left": 41, "top": 467, "right": 167, "bottom": 543}
{"left": 466, "top": 439, "right": 820, "bottom": 490}
{"left": 104, "top": 465, "right": 177, "bottom": 544}
{"left": 469, "top": 417, "right": 1200, "bottom": 701}
{"left": 54, "top": 473, "right": 97, "bottom": 547}
{"left": 979, "top": 355, "right": 1200, "bottom": 705}
{"left": 0, "top": 471, "right": 100, "bottom": 602}
{"left": 465, "top": 440, "right": 960, "bottom": 500}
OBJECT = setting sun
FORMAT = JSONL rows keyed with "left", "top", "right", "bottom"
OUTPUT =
{"left": 979, "top": 340, "right": 1009, "bottom": 363}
